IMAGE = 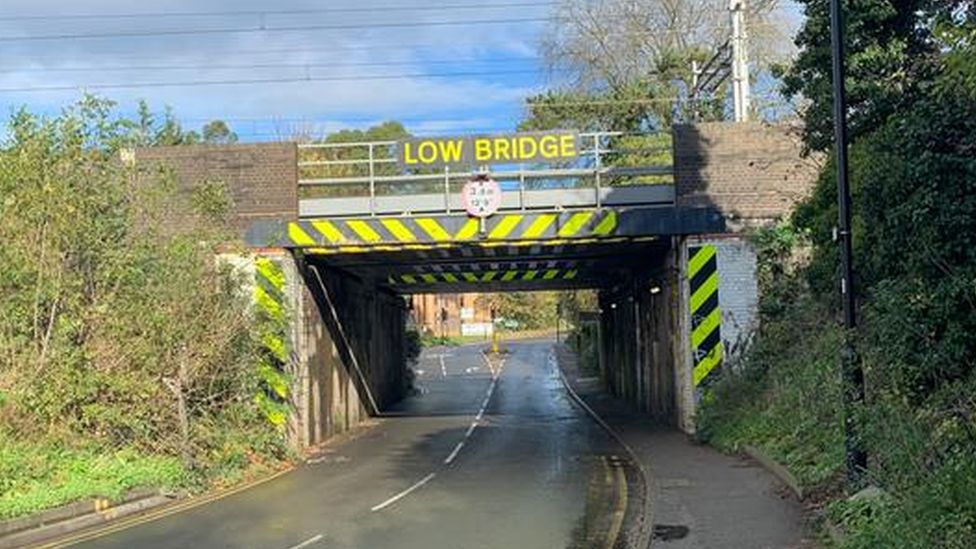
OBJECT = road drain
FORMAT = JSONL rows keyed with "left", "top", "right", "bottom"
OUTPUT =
{"left": 651, "top": 524, "right": 689, "bottom": 541}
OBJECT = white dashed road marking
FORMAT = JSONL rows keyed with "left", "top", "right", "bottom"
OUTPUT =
{"left": 370, "top": 473, "right": 437, "bottom": 512}
{"left": 284, "top": 533, "right": 324, "bottom": 549}
{"left": 370, "top": 352, "right": 506, "bottom": 511}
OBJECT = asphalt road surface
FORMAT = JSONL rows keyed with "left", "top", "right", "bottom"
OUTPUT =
{"left": 71, "top": 340, "right": 634, "bottom": 549}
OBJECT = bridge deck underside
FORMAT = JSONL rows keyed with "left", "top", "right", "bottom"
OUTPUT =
{"left": 248, "top": 204, "right": 724, "bottom": 293}
{"left": 306, "top": 238, "right": 671, "bottom": 294}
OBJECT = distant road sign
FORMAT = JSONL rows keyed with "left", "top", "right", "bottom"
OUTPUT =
{"left": 461, "top": 176, "right": 502, "bottom": 218}
{"left": 398, "top": 130, "right": 579, "bottom": 169}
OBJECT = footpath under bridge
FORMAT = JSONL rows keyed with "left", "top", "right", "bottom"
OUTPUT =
{"left": 248, "top": 130, "right": 724, "bottom": 294}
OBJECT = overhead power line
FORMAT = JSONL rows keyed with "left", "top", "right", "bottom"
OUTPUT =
{"left": 0, "top": 41, "right": 532, "bottom": 64}
{"left": 525, "top": 97, "right": 693, "bottom": 107}
{"left": 0, "top": 69, "right": 548, "bottom": 94}
{"left": 228, "top": 128, "right": 522, "bottom": 139}
{"left": 0, "top": 41, "right": 529, "bottom": 65}
{"left": 4, "top": 57, "right": 539, "bottom": 74}
{"left": 0, "top": 2, "right": 556, "bottom": 22}
{"left": 0, "top": 17, "right": 550, "bottom": 43}
{"left": 170, "top": 97, "right": 780, "bottom": 127}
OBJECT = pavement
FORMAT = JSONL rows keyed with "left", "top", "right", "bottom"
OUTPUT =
{"left": 555, "top": 345, "right": 818, "bottom": 549}
{"left": 59, "top": 341, "right": 638, "bottom": 549}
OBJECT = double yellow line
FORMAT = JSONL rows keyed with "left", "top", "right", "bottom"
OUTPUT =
{"left": 601, "top": 455, "right": 629, "bottom": 549}
{"left": 36, "top": 467, "right": 295, "bottom": 548}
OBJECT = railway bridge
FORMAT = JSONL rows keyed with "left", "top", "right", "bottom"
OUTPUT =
{"left": 132, "top": 121, "right": 816, "bottom": 450}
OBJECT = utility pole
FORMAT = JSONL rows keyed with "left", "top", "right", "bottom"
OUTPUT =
{"left": 730, "top": 0, "right": 751, "bottom": 122}
{"left": 829, "top": 0, "right": 867, "bottom": 490}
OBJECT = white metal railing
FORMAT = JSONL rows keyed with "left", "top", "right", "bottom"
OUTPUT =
{"left": 297, "top": 131, "right": 673, "bottom": 215}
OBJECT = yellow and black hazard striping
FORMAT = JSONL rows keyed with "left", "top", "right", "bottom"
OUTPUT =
{"left": 283, "top": 210, "right": 618, "bottom": 250}
{"left": 389, "top": 268, "right": 579, "bottom": 285}
{"left": 688, "top": 244, "right": 722, "bottom": 386}
{"left": 254, "top": 258, "right": 290, "bottom": 425}
{"left": 255, "top": 258, "right": 286, "bottom": 323}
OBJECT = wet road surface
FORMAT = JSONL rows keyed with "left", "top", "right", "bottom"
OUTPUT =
{"left": 71, "top": 341, "right": 630, "bottom": 549}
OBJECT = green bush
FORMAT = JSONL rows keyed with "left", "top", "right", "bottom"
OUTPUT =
{"left": 0, "top": 97, "right": 287, "bottom": 519}
{"left": 828, "top": 455, "right": 976, "bottom": 548}
{"left": 697, "top": 294, "right": 845, "bottom": 489}
{"left": 704, "top": 7, "right": 976, "bottom": 548}
{"left": 0, "top": 434, "right": 185, "bottom": 519}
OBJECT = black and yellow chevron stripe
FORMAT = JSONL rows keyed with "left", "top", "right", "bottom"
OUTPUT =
{"left": 254, "top": 258, "right": 290, "bottom": 425}
{"left": 285, "top": 210, "right": 618, "bottom": 250}
{"left": 389, "top": 268, "right": 579, "bottom": 285}
{"left": 688, "top": 245, "right": 722, "bottom": 386}
{"left": 254, "top": 258, "right": 286, "bottom": 325}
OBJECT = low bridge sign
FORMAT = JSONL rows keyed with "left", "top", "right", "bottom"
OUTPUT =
{"left": 399, "top": 130, "right": 579, "bottom": 168}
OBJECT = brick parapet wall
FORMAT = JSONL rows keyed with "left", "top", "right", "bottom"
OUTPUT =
{"left": 132, "top": 143, "right": 298, "bottom": 235}
{"left": 673, "top": 122, "right": 822, "bottom": 225}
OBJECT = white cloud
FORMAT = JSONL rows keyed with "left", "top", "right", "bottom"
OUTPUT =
{"left": 0, "top": 0, "right": 550, "bottom": 139}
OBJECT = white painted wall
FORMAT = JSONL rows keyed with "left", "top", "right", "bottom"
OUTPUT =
{"left": 675, "top": 235, "right": 759, "bottom": 434}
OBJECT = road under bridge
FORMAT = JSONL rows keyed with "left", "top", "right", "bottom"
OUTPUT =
{"left": 131, "top": 121, "right": 816, "bottom": 446}
{"left": 43, "top": 121, "right": 819, "bottom": 549}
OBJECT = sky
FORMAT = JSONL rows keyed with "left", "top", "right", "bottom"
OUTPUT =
{"left": 0, "top": 1, "right": 803, "bottom": 142}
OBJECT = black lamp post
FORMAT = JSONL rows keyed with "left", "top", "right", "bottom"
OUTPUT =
{"left": 829, "top": 0, "right": 867, "bottom": 490}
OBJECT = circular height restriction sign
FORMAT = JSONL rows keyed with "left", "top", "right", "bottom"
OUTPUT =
{"left": 461, "top": 176, "right": 502, "bottom": 218}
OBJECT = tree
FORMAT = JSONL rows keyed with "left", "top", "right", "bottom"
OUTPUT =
{"left": 543, "top": 0, "right": 784, "bottom": 91}
{"left": 201, "top": 120, "right": 238, "bottom": 145}
{"left": 697, "top": 8, "right": 976, "bottom": 545}
{"left": 128, "top": 99, "right": 203, "bottom": 147}
{"left": 300, "top": 121, "right": 414, "bottom": 198}
{"left": 792, "top": 17, "right": 976, "bottom": 395}
{"left": 477, "top": 292, "right": 559, "bottom": 330}
{"left": 0, "top": 96, "right": 283, "bottom": 473}
{"left": 531, "top": 0, "right": 787, "bottom": 131}
{"left": 781, "top": 0, "right": 975, "bottom": 152}
{"left": 521, "top": 0, "right": 789, "bottom": 188}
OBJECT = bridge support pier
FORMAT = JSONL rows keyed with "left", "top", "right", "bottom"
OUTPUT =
{"left": 596, "top": 247, "right": 677, "bottom": 425}
{"left": 673, "top": 235, "right": 759, "bottom": 433}
{"left": 244, "top": 250, "right": 408, "bottom": 452}
{"left": 595, "top": 234, "right": 759, "bottom": 433}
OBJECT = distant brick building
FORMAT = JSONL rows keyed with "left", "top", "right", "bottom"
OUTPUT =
{"left": 410, "top": 293, "right": 493, "bottom": 337}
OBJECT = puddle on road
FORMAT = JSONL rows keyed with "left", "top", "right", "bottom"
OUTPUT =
{"left": 306, "top": 453, "right": 350, "bottom": 465}
{"left": 652, "top": 524, "right": 690, "bottom": 541}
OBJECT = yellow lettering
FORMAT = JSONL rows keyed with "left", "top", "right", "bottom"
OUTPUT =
{"left": 519, "top": 136, "right": 538, "bottom": 159}
{"left": 560, "top": 134, "right": 576, "bottom": 158}
{"left": 438, "top": 139, "right": 464, "bottom": 163}
{"left": 539, "top": 135, "right": 559, "bottom": 158}
{"left": 494, "top": 138, "right": 511, "bottom": 161}
{"left": 418, "top": 141, "right": 437, "bottom": 164}
{"left": 404, "top": 133, "right": 576, "bottom": 166}
{"left": 475, "top": 138, "right": 492, "bottom": 162}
